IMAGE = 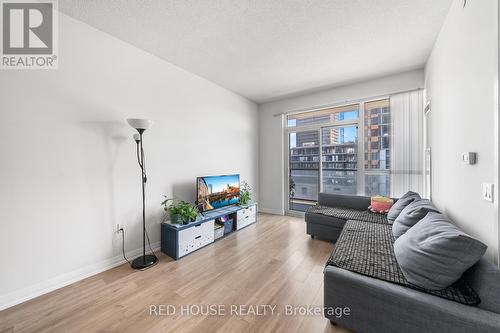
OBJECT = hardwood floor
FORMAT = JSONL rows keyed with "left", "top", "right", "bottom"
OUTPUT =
{"left": 0, "top": 214, "right": 352, "bottom": 333}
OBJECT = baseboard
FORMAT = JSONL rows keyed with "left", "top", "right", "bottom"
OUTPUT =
{"left": 0, "top": 242, "right": 161, "bottom": 311}
{"left": 258, "top": 207, "right": 284, "bottom": 215}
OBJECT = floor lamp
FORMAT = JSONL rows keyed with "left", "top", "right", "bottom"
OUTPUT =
{"left": 126, "top": 118, "right": 159, "bottom": 270}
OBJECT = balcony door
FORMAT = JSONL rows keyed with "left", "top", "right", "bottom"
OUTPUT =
{"left": 288, "top": 130, "right": 320, "bottom": 212}
{"left": 287, "top": 124, "right": 360, "bottom": 212}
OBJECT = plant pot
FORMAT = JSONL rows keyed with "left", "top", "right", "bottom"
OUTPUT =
{"left": 170, "top": 213, "right": 180, "bottom": 224}
{"left": 182, "top": 216, "right": 197, "bottom": 225}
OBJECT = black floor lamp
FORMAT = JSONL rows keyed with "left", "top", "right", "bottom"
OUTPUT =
{"left": 126, "top": 118, "right": 158, "bottom": 270}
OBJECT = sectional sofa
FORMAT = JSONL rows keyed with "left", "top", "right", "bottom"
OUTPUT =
{"left": 305, "top": 192, "right": 500, "bottom": 333}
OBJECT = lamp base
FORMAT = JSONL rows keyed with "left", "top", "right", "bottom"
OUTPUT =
{"left": 131, "top": 254, "right": 158, "bottom": 270}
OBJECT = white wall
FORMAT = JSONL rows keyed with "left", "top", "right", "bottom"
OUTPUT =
{"left": 425, "top": 0, "right": 499, "bottom": 263}
{"left": 258, "top": 70, "right": 424, "bottom": 214}
{"left": 0, "top": 13, "right": 258, "bottom": 310}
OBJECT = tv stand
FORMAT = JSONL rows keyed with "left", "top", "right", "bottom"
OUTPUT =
{"left": 161, "top": 203, "right": 257, "bottom": 260}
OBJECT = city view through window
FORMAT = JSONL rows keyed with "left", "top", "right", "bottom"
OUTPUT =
{"left": 287, "top": 99, "right": 391, "bottom": 212}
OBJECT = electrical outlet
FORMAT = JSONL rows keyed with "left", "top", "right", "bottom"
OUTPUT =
{"left": 116, "top": 224, "right": 124, "bottom": 233}
{"left": 482, "top": 183, "right": 494, "bottom": 202}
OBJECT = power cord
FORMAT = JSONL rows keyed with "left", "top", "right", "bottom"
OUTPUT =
{"left": 145, "top": 228, "right": 156, "bottom": 257}
{"left": 119, "top": 228, "right": 131, "bottom": 265}
{"left": 119, "top": 226, "right": 158, "bottom": 268}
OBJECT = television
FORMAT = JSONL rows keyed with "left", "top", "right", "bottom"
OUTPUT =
{"left": 197, "top": 174, "right": 240, "bottom": 212}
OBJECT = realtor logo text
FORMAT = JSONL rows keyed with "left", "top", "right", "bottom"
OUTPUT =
{"left": 1, "top": 0, "right": 58, "bottom": 69}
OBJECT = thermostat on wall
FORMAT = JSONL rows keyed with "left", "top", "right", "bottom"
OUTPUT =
{"left": 461, "top": 152, "right": 477, "bottom": 165}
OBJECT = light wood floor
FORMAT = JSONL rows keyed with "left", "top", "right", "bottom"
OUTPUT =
{"left": 0, "top": 214, "right": 352, "bottom": 333}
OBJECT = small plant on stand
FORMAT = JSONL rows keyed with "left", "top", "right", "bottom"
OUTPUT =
{"left": 161, "top": 197, "right": 199, "bottom": 225}
{"left": 239, "top": 181, "right": 252, "bottom": 205}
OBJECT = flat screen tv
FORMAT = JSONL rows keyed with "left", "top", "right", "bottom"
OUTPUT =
{"left": 197, "top": 174, "right": 240, "bottom": 212}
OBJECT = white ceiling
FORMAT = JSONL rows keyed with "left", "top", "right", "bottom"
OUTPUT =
{"left": 59, "top": 0, "right": 453, "bottom": 103}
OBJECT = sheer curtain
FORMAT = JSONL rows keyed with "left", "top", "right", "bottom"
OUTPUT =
{"left": 390, "top": 90, "right": 425, "bottom": 197}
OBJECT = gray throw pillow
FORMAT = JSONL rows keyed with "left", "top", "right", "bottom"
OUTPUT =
{"left": 387, "top": 191, "right": 421, "bottom": 221}
{"left": 394, "top": 212, "right": 487, "bottom": 290}
{"left": 392, "top": 199, "right": 440, "bottom": 239}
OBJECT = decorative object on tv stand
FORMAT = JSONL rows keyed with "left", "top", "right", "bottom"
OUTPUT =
{"left": 126, "top": 118, "right": 159, "bottom": 270}
{"left": 161, "top": 197, "right": 199, "bottom": 225}
{"left": 239, "top": 180, "right": 252, "bottom": 205}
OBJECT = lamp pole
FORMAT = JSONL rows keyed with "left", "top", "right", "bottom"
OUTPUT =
{"left": 127, "top": 119, "right": 158, "bottom": 270}
{"left": 139, "top": 131, "right": 146, "bottom": 263}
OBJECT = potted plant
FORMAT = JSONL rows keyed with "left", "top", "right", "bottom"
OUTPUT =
{"left": 161, "top": 197, "right": 199, "bottom": 225}
{"left": 289, "top": 177, "right": 296, "bottom": 210}
{"left": 239, "top": 181, "right": 252, "bottom": 205}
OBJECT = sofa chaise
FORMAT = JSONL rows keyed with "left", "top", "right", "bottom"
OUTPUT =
{"left": 306, "top": 192, "right": 500, "bottom": 333}
{"left": 306, "top": 193, "right": 395, "bottom": 241}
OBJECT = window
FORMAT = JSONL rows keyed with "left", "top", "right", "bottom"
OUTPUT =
{"left": 288, "top": 130, "right": 319, "bottom": 212}
{"left": 286, "top": 99, "right": 391, "bottom": 212}
{"left": 322, "top": 125, "right": 358, "bottom": 195}
{"left": 364, "top": 99, "right": 391, "bottom": 196}
{"left": 287, "top": 104, "right": 359, "bottom": 127}
{"left": 364, "top": 99, "right": 390, "bottom": 170}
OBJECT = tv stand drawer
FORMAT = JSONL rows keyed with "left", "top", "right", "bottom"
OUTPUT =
{"left": 236, "top": 204, "right": 256, "bottom": 230}
{"left": 178, "top": 220, "right": 214, "bottom": 257}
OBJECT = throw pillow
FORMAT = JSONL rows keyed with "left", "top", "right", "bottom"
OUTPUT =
{"left": 387, "top": 191, "right": 421, "bottom": 221}
{"left": 392, "top": 199, "right": 440, "bottom": 238}
{"left": 394, "top": 212, "right": 487, "bottom": 290}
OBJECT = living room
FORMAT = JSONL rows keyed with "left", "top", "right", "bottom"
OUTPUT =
{"left": 0, "top": 0, "right": 499, "bottom": 332}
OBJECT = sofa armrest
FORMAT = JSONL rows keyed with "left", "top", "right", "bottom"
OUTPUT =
{"left": 317, "top": 193, "right": 371, "bottom": 210}
{"left": 324, "top": 265, "right": 500, "bottom": 333}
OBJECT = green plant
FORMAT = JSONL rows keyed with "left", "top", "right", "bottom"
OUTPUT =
{"left": 239, "top": 181, "right": 252, "bottom": 205}
{"left": 289, "top": 177, "right": 296, "bottom": 197}
{"left": 289, "top": 177, "right": 296, "bottom": 210}
{"left": 161, "top": 197, "right": 199, "bottom": 224}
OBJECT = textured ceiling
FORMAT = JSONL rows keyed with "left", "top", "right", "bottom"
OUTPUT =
{"left": 59, "top": 0, "right": 452, "bottom": 103}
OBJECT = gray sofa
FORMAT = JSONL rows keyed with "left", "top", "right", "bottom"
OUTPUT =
{"left": 307, "top": 192, "right": 500, "bottom": 333}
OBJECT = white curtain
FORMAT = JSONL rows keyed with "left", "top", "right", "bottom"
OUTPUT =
{"left": 390, "top": 90, "right": 425, "bottom": 197}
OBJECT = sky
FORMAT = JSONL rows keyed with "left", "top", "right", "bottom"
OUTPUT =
{"left": 202, "top": 174, "right": 239, "bottom": 192}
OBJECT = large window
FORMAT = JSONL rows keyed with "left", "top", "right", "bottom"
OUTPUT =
{"left": 286, "top": 99, "right": 391, "bottom": 212}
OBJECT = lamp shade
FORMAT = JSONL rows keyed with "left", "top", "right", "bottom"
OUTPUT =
{"left": 126, "top": 118, "right": 152, "bottom": 131}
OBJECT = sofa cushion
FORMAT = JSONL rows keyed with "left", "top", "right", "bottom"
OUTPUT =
{"left": 394, "top": 212, "right": 487, "bottom": 290}
{"left": 317, "top": 193, "right": 371, "bottom": 210}
{"left": 307, "top": 205, "right": 389, "bottom": 224}
{"left": 305, "top": 210, "right": 347, "bottom": 229}
{"left": 370, "top": 195, "right": 394, "bottom": 213}
{"left": 464, "top": 259, "right": 500, "bottom": 313}
{"left": 392, "top": 199, "right": 440, "bottom": 238}
{"left": 387, "top": 191, "right": 420, "bottom": 221}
